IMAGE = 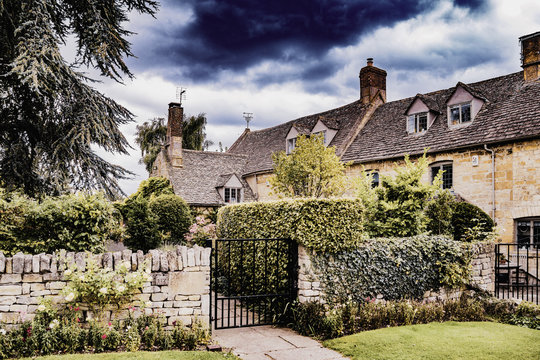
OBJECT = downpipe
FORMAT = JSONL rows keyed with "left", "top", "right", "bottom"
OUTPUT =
{"left": 484, "top": 144, "right": 496, "bottom": 221}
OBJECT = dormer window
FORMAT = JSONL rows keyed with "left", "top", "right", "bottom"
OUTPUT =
{"left": 449, "top": 102, "right": 471, "bottom": 125}
{"left": 287, "top": 138, "right": 296, "bottom": 154}
{"left": 313, "top": 130, "right": 327, "bottom": 144}
{"left": 407, "top": 113, "right": 428, "bottom": 134}
{"left": 224, "top": 187, "right": 241, "bottom": 203}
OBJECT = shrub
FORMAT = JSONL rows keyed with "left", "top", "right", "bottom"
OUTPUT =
{"left": 452, "top": 201, "right": 495, "bottom": 242}
{"left": 0, "top": 190, "right": 120, "bottom": 256}
{"left": 120, "top": 196, "right": 161, "bottom": 251}
{"left": 185, "top": 216, "right": 216, "bottom": 246}
{"left": 134, "top": 177, "right": 174, "bottom": 199}
{"left": 311, "top": 235, "right": 472, "bottom": 304}
{"left": 425, "top": 190, "right": 455, "bottom": 236}
{"left": 149, "top": 194, "right": 193, "bottom": 244}
{"left": 217, "top": 198, "right": 365, "bottom": 253}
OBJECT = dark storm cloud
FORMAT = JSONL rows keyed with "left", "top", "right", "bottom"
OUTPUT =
{"left": 131, "top": 0, "right": 488, "bottom": 84}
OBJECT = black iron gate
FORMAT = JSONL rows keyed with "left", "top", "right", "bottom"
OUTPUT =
{"left": 495, "top": 243, "right": 539, "bottom": 304}
{"left": 209, "top": 238, "right": 298, "bottom": 329}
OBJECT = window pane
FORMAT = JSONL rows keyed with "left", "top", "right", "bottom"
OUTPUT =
{"left": 225, "top": 188, "right": 230, "bottom": 203}
{"left": 461, "top": 104, "right": 471, "bottom": 122}
{"left": 442, "top": 164, "right": 453, "bottom": 189}
{"left": 230, "top": 188, "right": 237, "bottom": 203}
{"left": 408, "top": 116, "right": 416, "bottom": 133}
{"left": 371, "top": 172, "right": 379, "bottom": 188}
{"left": 450, "top": 107, "right": 460, "bottom": 125}
{"left": 534, "top": 221, "right": 540, "bottom": 246}
{"left": 431, "top": 166, "right": 440, "bottom": 184}
{"left": 517, "top": 221, "right": 531, "bottom": 247}
{"left": 418, "top": 114, "right": 427, "bottom": 131}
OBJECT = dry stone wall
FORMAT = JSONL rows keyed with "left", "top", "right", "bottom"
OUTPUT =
{"left": 0, "top": 246, "right": 211, "bottom": 328}
{"left": 298, "top": 242, "right": 495, "bottom": 304}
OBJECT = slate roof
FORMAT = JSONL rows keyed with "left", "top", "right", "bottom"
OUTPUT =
{"left": 342, "top": 72, "right": 540, "bottom": 163}
{"left": 228, "top": 101, "right": 370, "bottom": 175}
{"left": 229, "top": 71, "right": 540, "bottom": 173}
{"left": 167, "top": 150, "right": 256, "bottom": 206}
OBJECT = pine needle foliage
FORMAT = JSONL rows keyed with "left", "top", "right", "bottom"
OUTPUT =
{"left": 0, "top": 0, "right": 158, "bottom": 198}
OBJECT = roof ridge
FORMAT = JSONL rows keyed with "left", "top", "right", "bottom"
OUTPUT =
{"left": 183, "top": 149, "right": 248, "bottom": 158}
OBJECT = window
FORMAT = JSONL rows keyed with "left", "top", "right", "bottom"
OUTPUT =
{"left": 449, "top": 102, "right": 471, "bottom": 125}
{"left": 313, "top": 130, "right": 327, "bottom": 144}
{"left": 224, "top": 188, "right": 241, "bottom": 203}
{"left": 370, "top": 172, "right": 379, "bottom": 188}
{"left": 430, "top": 162, "right": 453, "bottom": 189}
{"left": 516, "top": 218, "right": 540, "bottom": 248}
{"left": 286, "top": 138, "right": 296, "bottom": 154}
{"left": 407, "top": 113, "right": 428, "bottom": 134}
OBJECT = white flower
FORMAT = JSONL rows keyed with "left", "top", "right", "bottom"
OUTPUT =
{"left": 65, "top": 292, "right": 75, "bottom": 302}
{"left": 117, "top": 285, "right": 125, "bottom": 292}
{"left": 37, "top": 304, "right": 46, "bottom": 312}
{"left": 49, "top": 319, "right": 59, "bottom": 329}
{"left": 0, "top": 329, "right": 6, "bottom": 335}
{"left": 99, "top": 287, "right": 108, "bottom": 294}
{"left": 64, "top": 269, "right": 72, "bottom": 276}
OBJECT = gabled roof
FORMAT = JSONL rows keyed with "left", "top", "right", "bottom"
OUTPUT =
{"left": 341, "top": 72, "right": 540, "bottom": 163}
{"left": 404, "top": 94, "right": 440, "bottom": 115}
{"left": 228, "top": 100, "right": 370, "bottom": 175}
{"left": 228, "top": 71, "right": 540, "bottom": 174}
{"left": 167, "top": 150, "right": 256, "bottom": 206}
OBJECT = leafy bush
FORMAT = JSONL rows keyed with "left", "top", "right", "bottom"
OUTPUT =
{"left": 452, "top": 201, "right": 495, "bottom": 242}
{"left": 0, "top": 304, "right": 210, "bottom": 359}
{"left": 149, "top": 194, "right": 193, "bottom": 244}
{"left": 62, "top": 255, "right": 151, "bottom": 321}
{"left": 217, "top": 198, "right": 365, "bottom": 253}
{"left": 311, "top": 235, "right": 472, "bottom": 304}
{"left": 0, "top": 190, "right": 120, "bottom": 256}
{"left": 118, "top": 177, "right": 192, "bottom": 251}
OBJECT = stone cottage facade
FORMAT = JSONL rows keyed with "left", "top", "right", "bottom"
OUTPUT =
{"left": 153, "top": 32, "right": 540, "bottom": 244}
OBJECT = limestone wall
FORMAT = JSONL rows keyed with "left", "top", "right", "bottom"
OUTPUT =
{"left": 0, "top": 246, "right": 211, "bottom": 328}
{"left": 298, "top": 242, "right": 495, "bottom": 304}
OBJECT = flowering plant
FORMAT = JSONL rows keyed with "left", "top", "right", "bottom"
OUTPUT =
{"left": 61, "top": 254, "right": 151, "bottom": 321}
{"left": 184, "top": 216, "right": 216, "bottom": 246}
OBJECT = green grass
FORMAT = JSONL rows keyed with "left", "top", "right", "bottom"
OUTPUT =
{"left": 324, "top": 321, "right": 540, "bottom": 360}
{"left": 24, "top": 351, "right": 238, "bottom": 360}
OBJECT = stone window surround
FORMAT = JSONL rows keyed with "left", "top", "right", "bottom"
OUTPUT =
{"left": 430, "top": 161, "right": 453, "bottom": 189}
{"left": 515, "top": 217, "right": 540, "bottom": 248}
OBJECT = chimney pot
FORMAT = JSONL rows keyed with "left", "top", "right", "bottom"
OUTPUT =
{"left": 367, "top": 58, "right": 374, "bottom": 66}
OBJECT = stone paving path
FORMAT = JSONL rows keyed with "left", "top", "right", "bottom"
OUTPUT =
{"left": 212, "top": 325, "right": 348, "bottom": 360}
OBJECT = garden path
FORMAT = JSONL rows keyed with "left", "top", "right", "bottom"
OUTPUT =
{"left": 212, "top": 325, "right": 347, "bottom": 360}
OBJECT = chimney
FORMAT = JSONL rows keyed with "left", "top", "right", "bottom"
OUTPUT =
{"left": 520, "top": 31, "right": 540, "bottom": 82}
{"left": 359, "top": 58, "right": 387, "bottom": 104}
{"left": 167, "top": 102, "right": 183, "bottom": 167}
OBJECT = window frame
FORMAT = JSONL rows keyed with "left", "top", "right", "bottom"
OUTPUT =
{"left": 515, "top": 218, "right": 540, "bottom": 249}
{"left": 224, "top": 187, "right": 242, "bottom": 204}
{"left": 286, "top": 138, "right": 296, "bottom": 154}
{"left": 313, "top": 130, "right": 327, "bottom": 144}
{"left": 407, "top": 112, "right": 428, "bottom": 134}
{"left": 430, "top": 161, "right": 453, "bottom": 189}
{"left": 448, "top": 102, "right": 472, "bottom": 126}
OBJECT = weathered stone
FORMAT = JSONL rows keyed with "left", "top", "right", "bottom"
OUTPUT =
{"left": 187, "top": 248, "right": 195, "bottom": 267}
{"left": 0, "top": 312, "right": 20, "bottom": 323}
{"left": 1, "top": 285, "right": 22, "bottom": 295}
{"left": 160, "top": 253, "right": 169, "bottom": 272}
{"left": 201, "top": 294, "right": 209, "bottom": 315}
{"left": 179, "top": 246, "right": 188, "bottom": 267}
{"left": 30, "top": 290, "right": 51, "bottom": 297}
{"left": 163, "top": 301, "right": 174, "bottom": 308}
{"left": 151, "top": 292, "right": 168, "bottom": 302}
{"left": 0, "top": 296, "right": 16, "bottom": 305}
{"left": 193, "top": 245, "right": 201, "bottom": 266}
{"left": 50, "top": 256, "right": 58, "bottom": 273}
{"left": 150, "top": 250, "right": 160, "bottom": 272}
{"left": 142, "top": 286, "right": 160, "bottom": 294}
{"left": 23, "top": 254, "right": 32, "bottom": 273}
{"left": 22, "top": 283, "right": 30, "bottom": 294}
{"left": 133, "top": 293, "right": 151, "bottom": 301}
{"left": 47, "top": 281, "right": 66, "bottom": 290}
{"left": 173, "top": 301, "right": 200, "bottom": 308}
{"left": 5, "top": 258, "right": 12, "bottom": 274}
{"left": 131, "top": 253, "right": 138, "bottom": 271}
{"left": 0, "top": 274, "right": 22, "bottom": 283}
{"left": 168, "top": 272, "right": 206, "bottom": 296}
{"left": 12, "top": 253, "right": 24, "bottom": 274}
{"left": 43, "top": 273, "right": 60, "bottom": 281}
{"left": 30, "top": 283, "right": 45, "bottom": 291}
{"left": 40, "top": 254, "right": 51, "bottom": 273}
{"left": 122, "top": 249, "right": 132, "bottom": 261}
{"left": 22, "top": 274, "right": 43, "bottom": 283}
{"left": 151, "top": 301, "right": 164, "bottom": 308}
{"left": 102, "top": 253, "right": 113, "bottom": 269}
{"left": 137, "top": 250, "right": 144, "bottom": 270}
{"left": 155, "top": 274, "right": 168, "bottom": 286}
{"left": 167, "top": 251, "right": 177, "bottom": 272}
{"left": 0, "top": 252, "right": 5, "bottom": 273}
{"left": 16, "top": 296, "right": 38, "bottom": 305}
{"left": 113, "top": 252, "right": 122, "bottom": 270}
{"left": 201, "top": 248, "right": 211, "bottom": 266}
{"left": 74, "top": 252, "right": 85, "bottom": 270}
{"left": 188, "top": 295, "right": 200, "bottom": 301}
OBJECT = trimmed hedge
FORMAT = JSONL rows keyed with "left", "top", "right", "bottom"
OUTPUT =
{"left": 311, "top": 235, "right": 472, "bottom": 304}
{"left": 452, "top": 201, "right": 495, "bottom": 242}
{"left": 216, "top": 198, "right": 365, "bottom": 253}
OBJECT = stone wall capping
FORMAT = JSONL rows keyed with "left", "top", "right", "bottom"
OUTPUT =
{"left": 0, "top": 252, "right": 5, "bottom": 273}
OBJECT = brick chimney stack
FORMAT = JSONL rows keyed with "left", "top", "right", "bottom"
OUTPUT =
{"left": 167, "top": 102, "right": 183, "bottom": 167}
{"left": 359, "top": 58, "right": 387, "bottom": 105}
{"left": 520, "top": 31, "right": 540, "bottom": 82}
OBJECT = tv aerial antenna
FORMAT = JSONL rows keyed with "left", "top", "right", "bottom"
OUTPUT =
{"left": 243, "top": 112, "right": 253, "bottom": 129}
{"left": 176, "top": 86, "right": 187, "bottom": 105}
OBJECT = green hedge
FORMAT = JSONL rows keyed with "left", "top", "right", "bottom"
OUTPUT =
{"left": 0, "top": 191, "right": 120, "bottom": 256}
{"left": 216, "top": 198, "right": 365, "bottom": 253}
{"left": 311, "top": 235, "right": 472, "bottom": 304}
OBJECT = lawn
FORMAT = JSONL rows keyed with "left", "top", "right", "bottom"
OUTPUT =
{"left": 324, "top": 321, "right": 540, "bottom": 360}
{"left": 23, "top": 351, "right": 237, "bottom": 360}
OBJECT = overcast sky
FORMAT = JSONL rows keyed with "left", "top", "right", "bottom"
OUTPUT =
{"left": 90, "top": 0, "right": 540, "bottom": 196}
